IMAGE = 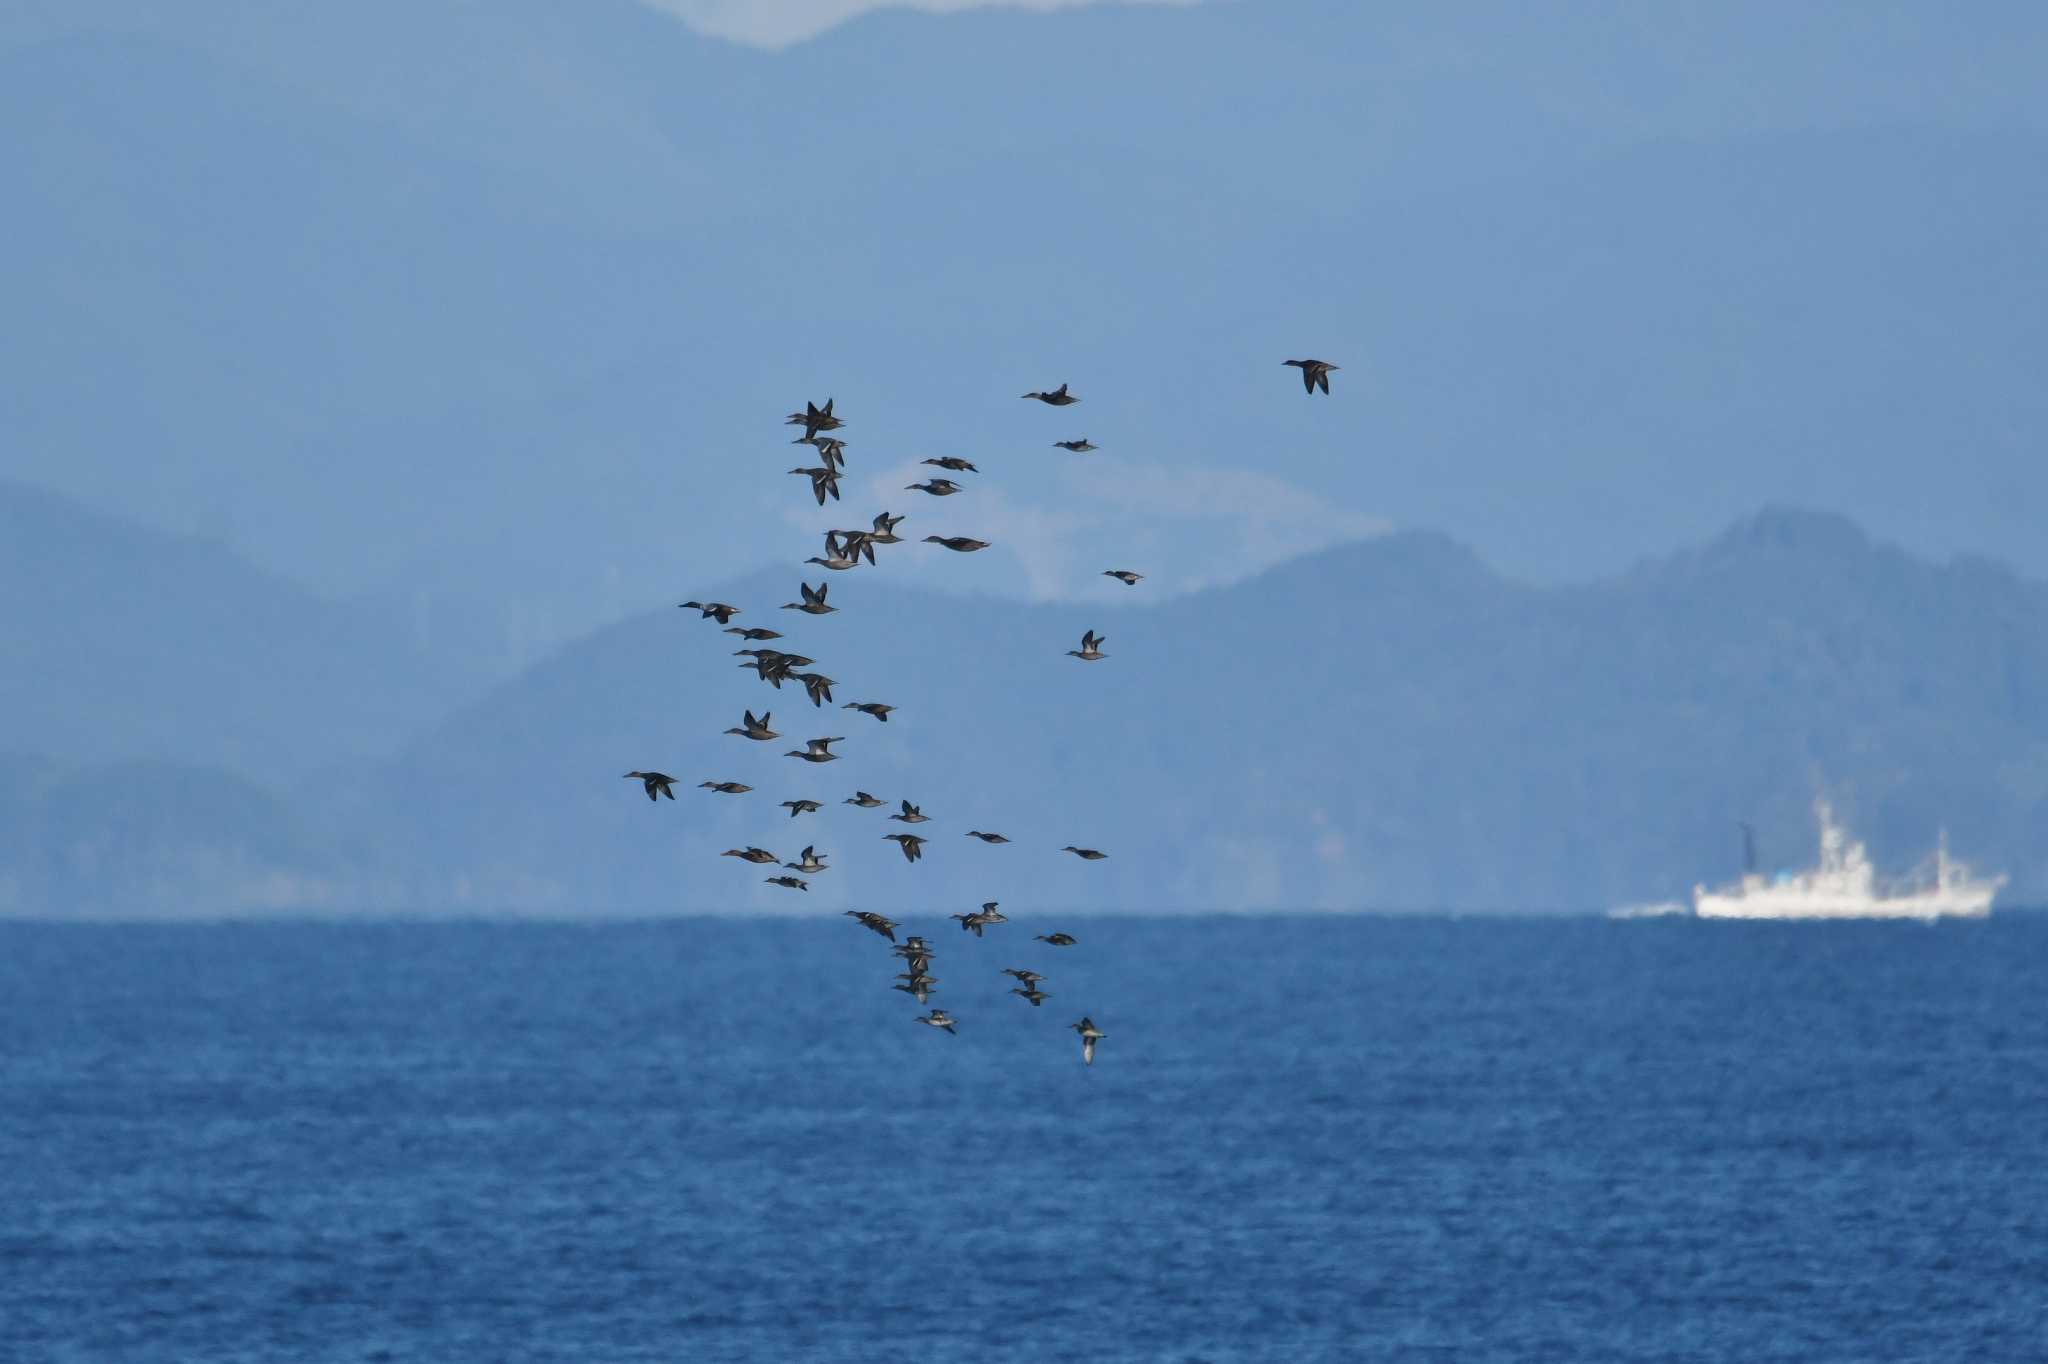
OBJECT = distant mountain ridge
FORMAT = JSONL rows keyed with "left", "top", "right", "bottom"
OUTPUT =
{"left": 0, "top": 478, "right": 487, "bottom": 774}
{"left": 3, "top": 2, "right": 2045, "bottom": 667}
{"left": 352, "top": 507, "right": 2048, "bottom": 915}
{"left": 7, "top": 501, "right": 2045, "bottom": 914}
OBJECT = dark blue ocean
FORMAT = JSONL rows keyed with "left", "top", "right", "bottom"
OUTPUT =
{"left": 2, "top": 915, "right": 2043, "bottom": 1362}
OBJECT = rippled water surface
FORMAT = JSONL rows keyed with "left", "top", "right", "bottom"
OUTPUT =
{"left": 2, "top": 915, "right": 2044, "bottom": 1362}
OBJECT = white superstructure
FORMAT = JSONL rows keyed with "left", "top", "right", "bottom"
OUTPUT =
{"left": 1692, "top": 800, "right": 2003, "bottom": 920}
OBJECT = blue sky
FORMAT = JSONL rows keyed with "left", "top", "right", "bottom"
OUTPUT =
{"left": 5, "top": 0, "right": 2047, "bottom": 667}
{"left": 8, "top": 2, "right": 2048, "bottom": 914}
{"left": 636, "top": 0, "right": 1197, "bottom": 48}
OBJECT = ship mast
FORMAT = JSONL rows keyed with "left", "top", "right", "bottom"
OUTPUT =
{"left": 1816, "top": 798, "right": 1847, "bottom": 874}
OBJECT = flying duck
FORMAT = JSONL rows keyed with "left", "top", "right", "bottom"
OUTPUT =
{"left": 786, "top": 737, "right": 844, "bottom": 763}
{"left": 915, "top": 1009, "right": 957, "bottom": 1035}
{"left": 1062, "top": 846, "right": 1108, "bottom": 860}
{"left": 1283, "top": 359, "right": 1338, "bottom": 395}
{"left": 1067, "top": 630, "right": 1107, "bottom": 661}
{"left": 845, "top": 910, "right": 898, "bottom": 941}
{"left": 790, "top": 465, "right": 842, "bottom": 506}
{"left": 764, "top": 875, "right": 809, "bottom": 891}
{"left": 845, "top": 791, "right": 886, "bottom": 808}
{"left": 722, "top": 847, "right": 778, "bottom": 864}
{"left": 699, "top": 781, "right": 752, "bottom": 794}
{"left": 905, "top": 479, "right": 961, "bottom": 496}
{"left": 884, "top": 833, "right": 928, "bottom": 864}
{"left": 1022, "top": 383, "right": 1079, "bottom": 406}
{"left": 735, "top": 648, "right": 813, "bottom": 668}
{"left": 1102, "top": 570, "right": 1142, "bottom": 586}
{"left": 725, "top": 710, "right": 778, "bottom": 741}
{"left": 822, "top": 529, "right": 877, "bottom": 566}
{"left": 724, "top": 626, "right": 783, "bottom": 641}
{"left": 922, "top": 457, "right": 978, "bottom": 473}
{"left": 890, "top": 801, "right": 929, "bottom": 824}
{"left": 965, "top": 831, "right": 1010, "bottom": 844}
{"left": 678, "top": 601, "right": 741, "bottom": 624}
{"left": 624, "top": 771, "right": 677, "bottom": 801}
{"left": 976, "top": 902, "right": 1008, "bottom": 924}
{"left": 1010, "top": 986, "right": 1050, "bottom": 1008}
{"left": 1001, "top": 968, "right": 1046, "bottom": 986}
{"left": 740, "top": 658, "right": 794, "bottom": 688}
{"left": 785, "top": 398, "right": 845, "bottom": 441}
{"left": 894, "top": 978, "right": 937, "bottom": 1005}
{"left": 782, "top": 581, "right": 835, "bottom": 615}
{"left": 950, "top": 910, "right": 988, "bottom": 936}
{"left": 785, "top": 846, "right": 829, "bottom": 874}
{"left": 1034, "top": 933, "right": 1077, "bottom": 946}
{"left": 925, "top": 536, "right": 989, "bottom": 552}
{"left": 781, "top": 799, "right": 822, "bottom": 817}
{"left": 737, "top": 650, "right": 810, "bottom": 687}
{"left": 794, "top": 434, "right": 848, "bottom": 471}
{"left": 796, "top": 672, "right": 836, "bottom": 707}
{"left": 869, "top": 511, "right": 906, "bottom": 542}
{"left": 842, "top": 701, "right": 894, "bottom": 722}
{"left": 1070, "top": 1016, "right": 1105, "bottom": 1064}
{"left": 1054, "top": 439, "right": 1097, "bottom": 452}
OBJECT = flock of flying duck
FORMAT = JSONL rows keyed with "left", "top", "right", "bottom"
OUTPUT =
{"left": 627, "top": 362, "right": 1338, "bottom": 1065}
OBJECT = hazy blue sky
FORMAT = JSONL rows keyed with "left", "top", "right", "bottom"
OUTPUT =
{"left": 638, "top": 0, "right": 1199, "bottom": 48}
{"left": 6, "top": 0, "right": 2047, "bottom": 668}
{"left": 7, "top": 2, "right": 2048, "bottom": 915}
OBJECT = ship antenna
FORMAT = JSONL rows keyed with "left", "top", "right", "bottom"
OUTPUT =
{"left": 1738, "top": 820, "right": 1757, "bottom": 875}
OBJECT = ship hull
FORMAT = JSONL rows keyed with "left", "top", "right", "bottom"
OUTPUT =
{"left": 1690, "top": 799, "right": 2003, "bottom": 922}
{"left": 1693, "top": 888, "right": 1995, "bottom": 921}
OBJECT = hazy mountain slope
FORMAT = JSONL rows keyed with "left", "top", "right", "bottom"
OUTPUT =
{"left": 0, "top": 480, "right": 483, "bottom": 773}
{"left": 365, "top": 510, "right": 2048, "bottom": 914}
{"left": 366, "top": 531, "right": 1542, "bottom": 913}
{"left": 0, "top": 748, "right": 348, "bottom": 916}
{"left": 3, "top": 3, "right": 2046, "bottom": 671}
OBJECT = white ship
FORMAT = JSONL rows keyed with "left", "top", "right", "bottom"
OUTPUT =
{"left": 1692, "top": 800, "right": 2004, "bottom": 920}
